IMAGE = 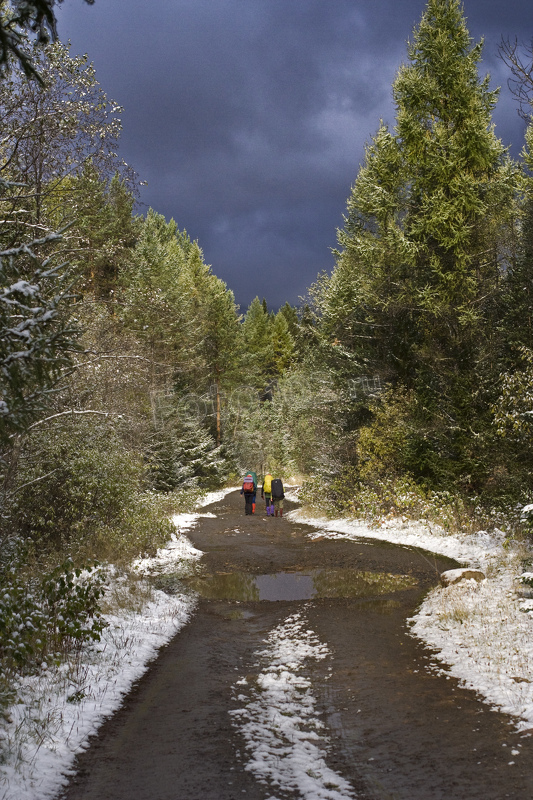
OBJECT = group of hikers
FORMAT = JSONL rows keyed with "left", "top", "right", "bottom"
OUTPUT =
{"left": 240, "top": 471, "right": 285, "bottom": 517}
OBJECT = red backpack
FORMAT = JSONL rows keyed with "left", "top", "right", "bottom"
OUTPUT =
{"left": 243, "top": 475, "right": 254, "bottom": 493}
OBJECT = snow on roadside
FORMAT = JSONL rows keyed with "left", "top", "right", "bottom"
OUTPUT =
{"left": 4, "top": 484, "right": 533, "bottom": 797}
{"left": 0, "top": 487, "right": 236, "bottom": 800}
{"left": 230, "top": 610, "right": 357, "bottom": 800}
{"left": 410, "top": 564, "right": 533, "bottom": 732}
{"left": 290, "top": 504, "right": 533, "bottom": 733}
{"left": 1, "top": 590, "right": 196, "bottom": 800}
{"left": 288, "top": 505, "right": 500, "bottom": 565}
{"left": 131, "top": 514, "right": 204, "bottom": 575}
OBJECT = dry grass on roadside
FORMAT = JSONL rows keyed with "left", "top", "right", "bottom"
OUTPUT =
{"left": 100, "top": 571, "right": 157, "bottom": 615}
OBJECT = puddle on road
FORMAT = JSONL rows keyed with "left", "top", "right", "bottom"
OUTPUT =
{"left": 183, "top": 568, "right": 417, "bottom": 602}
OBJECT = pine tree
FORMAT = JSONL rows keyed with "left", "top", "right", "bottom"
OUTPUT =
{"left": 120, "top": 209, "right": 189, "bottom": 364}
{"left": 148, "top": 397, "right": 228, "bottom": 491}
{"left": 121, "top": 210, "right": 242, "bottom": 452}
{"left": 199, "top": 277, "right": 242, "bottom": 445}
{"left": 63, "top": 164, "right": 138, "bottom": 298}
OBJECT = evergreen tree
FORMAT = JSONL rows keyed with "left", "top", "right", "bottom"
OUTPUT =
{"left": 148, "top": 395, "right": 228, "bottom": 491}
{"left": 270, "top": 311, "right": 294, "bottom": 376}
{"left": 121, "top": 209, "right": 242, "bottom": 461}
{"left": 63, "top": 163, "right": 139, "bottom": 298}
{"left": 241, "top": 298, "right": 296, "bottom": 387}
{"left": 201, "top": 279, "right": 242, "bottom": 444}
{"left": 120, "top": 210, "right": 190, "bottom": 366}
{"left": 241, "top": 296, "right": 272, "bottom": 388}
{"left": 503, "top": 121, "right": 533, "bottom": 353}
{"left": 279, "top": 302, "right": 300, "bottom": 341}
{"left": 326, "top": 0, "right": 516, "bottom": 489}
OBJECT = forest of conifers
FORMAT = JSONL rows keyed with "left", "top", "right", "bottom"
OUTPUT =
{"left": 3, "top": 0, "right": 533, "bottom": 675}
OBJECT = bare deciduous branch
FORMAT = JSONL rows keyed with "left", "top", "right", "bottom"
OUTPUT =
{"left": 499, "top": 36, "right": 533, "bottom": 122}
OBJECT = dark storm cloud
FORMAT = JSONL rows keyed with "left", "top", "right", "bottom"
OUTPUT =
{"left": 58, "top": 0, "right": 532, "bottom": 309}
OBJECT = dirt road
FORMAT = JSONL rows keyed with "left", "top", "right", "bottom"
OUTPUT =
{"left": 59, "top": 491, "right": 533, "bottom": 800}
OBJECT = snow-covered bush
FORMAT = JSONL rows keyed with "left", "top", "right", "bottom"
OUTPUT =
{"left": 91, "top": 490, "right": 176, "bottom": 563}
{"left": 0, "top": 559, "right": 107, "bottom": 676}
{"left": 11, "top": 417, "right": 141, "bottom": 547}
{"left": 299, "top": 468, "right": 516, "bottom": 536}
{"left": 0, "top": 234, "right": 79, "bottom": 444}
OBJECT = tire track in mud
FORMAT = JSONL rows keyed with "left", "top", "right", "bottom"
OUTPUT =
{"left": 59, "top": 491, "right": 533, "bottom": 800}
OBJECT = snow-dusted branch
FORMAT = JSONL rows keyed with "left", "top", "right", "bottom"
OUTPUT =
{"left": 1, "top": 229, "right": 80, "bottom": 442}
{"left": 0, "top": 228, "right": 67, "bottom": 258}
{"left": 7, "top": 467, "right": 59, "bottom": 496}
{"left": 27, "top": 409, "right": 114, "bottom": 430}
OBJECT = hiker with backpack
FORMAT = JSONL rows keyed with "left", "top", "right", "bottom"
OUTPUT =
{"left": 270, "top": 477, "right": 285, "bottom": 517}
{"left": 261, "top": 473, "right": 274, "bottom": 516}
{"left": 240, "top": 472, "right": 257, "bottom": 515}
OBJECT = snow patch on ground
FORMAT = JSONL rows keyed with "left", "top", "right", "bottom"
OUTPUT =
{"left": 132, "top": 517, "right": 203, "bottom": 576}
{"left": 283, "top": 486, "right": 301, "bottom": 504}
{"left": 230, "top": 610, "right": 357, "bottom": 800}
{"left": 0, "top": 487, "right": 237, "bottom": 800}
{"left": 200, "top": 487, "right": 241, "bottom": 507}
{"left": 288, "top": 508, "right": 499, "bottom": 565}
{"left": 291, "top": 507, "right": 533, "bottom": 732}
{"left": 1, "top": 590, "right": 196, "bottom": 800}
{"left": 410, "top": 564, "right": 533, "bottom": 731}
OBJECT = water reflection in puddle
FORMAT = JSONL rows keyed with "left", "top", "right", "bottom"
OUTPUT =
{"left": 184, "top": 568, "right": 417, "bottom": 602}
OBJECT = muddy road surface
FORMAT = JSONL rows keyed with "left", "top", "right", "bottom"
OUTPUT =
{"left": 59, "top": 491, "right": 533, "bottom": 800}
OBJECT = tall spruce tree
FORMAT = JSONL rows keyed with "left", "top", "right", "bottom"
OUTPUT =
{"left": 270, "top": 311, "right": 295, "bottom": 376}
{"left": 327, "top": 0, "right": 516, "bottom": 489}
{"left": 62, "top": 163, "right": 139, "bottom": 299}
{"left": 242, "top": 297, "right": 272, "bottom": 388}
{"left": 198, "top": 276, "right": 242, "bottom": 445}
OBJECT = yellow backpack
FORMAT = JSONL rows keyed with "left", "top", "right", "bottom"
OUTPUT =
{"left": 263, "top": 474, "right": 272, "bottom": 493}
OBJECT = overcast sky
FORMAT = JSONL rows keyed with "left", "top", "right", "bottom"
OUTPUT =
{"left": 57, "top": 0, "right": 531, "bottom": 311}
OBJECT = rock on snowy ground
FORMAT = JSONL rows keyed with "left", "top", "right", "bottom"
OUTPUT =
{"left": 440, "top": 568, "right": 486, "bottom": 586}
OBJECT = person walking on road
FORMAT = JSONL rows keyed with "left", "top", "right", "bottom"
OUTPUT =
{"left": 249, "top": 471, "right": 258, "bottom": 513}
{"left": 261, "top": 473, "right": 274, "bottom": 515}
{"left": 240, "top": 473, "right": 256, "bottom": 515}
{"left": 270, "top": 477, "right": 285, "bottom": 517}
